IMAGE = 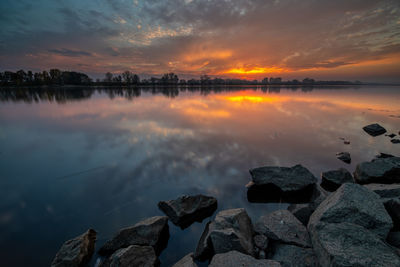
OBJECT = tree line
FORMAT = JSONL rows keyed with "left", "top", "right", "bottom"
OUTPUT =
{"left": 0, "top": 69, "right": 361, "bottom": 86}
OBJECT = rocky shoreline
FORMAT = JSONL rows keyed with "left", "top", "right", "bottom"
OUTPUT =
{"left": 51, "top": 124, "right": 400, "bottom": 267}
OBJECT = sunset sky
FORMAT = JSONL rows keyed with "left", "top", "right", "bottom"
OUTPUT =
{"left": 1, "top": 0, "right": 400, "bottom": 82}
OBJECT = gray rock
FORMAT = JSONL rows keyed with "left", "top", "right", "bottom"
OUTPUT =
{"left": 336, "top": 152, "right": 351, "bottom": 164}
{"left": 255, "top": 210, "right": 311, "bottom": 248}
{"left": 172, "top": 253, "right": 197, "bottom": 267}
{"left": 364, "top": 183, "right": 400, "bottom": 198}
{"left": 270, "top": 244, "right": 318, "bottom": 267}
{"left": 194, "top": 208, "right": 255, "bottom": 260}
{"left": 51, "top": 229, "right": 96, "bottom": 267}
{"left": 99, "top": 216, "right": 169, "bottom": 255}
{"left": 375, "top": 152, "right": 395, "bottom": 159}
{"left": 309, "top": 222, "right": 400, "bottom": 267}
{"left": 354, "top": 157, "right": 400, "bottom": 184}
{"left": 383, "top": 198, "right": 400, "bottom": 230}
{"left": 254, "top": 234, "right": 268, "bottom": 250}
{"left": 386, "top": 133, "right": 397, "bottom": 138}
{"left": 363, "top": 123, "right": 387, "bottom": 136}
{"left": 209, "top": 251, "right": 281, "bottom": 267}
{"left": 321, "top": 168, "right": 353, "bottom": 192}
{"left": 387, "top": 232, "right": 400, "bottom": 248}
{"left": 247, "top": 164, "right": 317, "bottom": 203}
{"left": 392, "top": 139, "right": 400, "bottom": 144}
{"left": 308, "top": 183, "right": 392, "bottom": 240}
{"left": 158, "top": 195, "right": 217, "bottom": 229}
{"left": 101, "top": 245, "right": 158, "bottom": 267}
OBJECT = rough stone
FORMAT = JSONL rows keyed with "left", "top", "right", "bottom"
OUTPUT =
{"left": 321, "top": 168, "right": 353, "bottom": 192}
{"left": 363, "top": 123, "right": 387, "bottom": 136}
{"left": 209, "top": 251, "right": 281, "bottom": 267}
{"left": 308, "top": 183, "right": 393, "bottom": 240}
{"left": 100, "top": 245, "right": 158, "bottom": 267}
{"left": 375, "top": 152, "right": 395, "bottom": 159}
{"left": 255, "top": 210, "right": 311, "bottom": 248}
{"left": 254, "top": 234, "right": 269, "bottom": 250}
{"left": 392, "top": 139, "right": 400, "bottom": 144}
{"left": 247, "top": 164, "right": 317, "bottom": 203}
{"left": 386, "top": 133, "right": 397, "bottom": 138}
{"left": 99, "top": 216, "right": 169, "bottom": 256}
{"left": 354, "top": 157, "right": 400, "bottom": 184}
{"left": 158, "top": 195, "right": 217, "bottom": 229}
{"left": 309, "top": 222, "right": 400, "bottom": 267}
{"left": 364, "top": 183, "right": 400, "bottom": 198}
{"left": 172, "top": 253, "right": 197, "bottom": 267}
{"left": 383, "top": 198, "right": 400, "bottom": 230}
{"left": 387, "top": 232, "right": 400, "bottom": 248}
{"left": 269, "top": 244, "right": 318, "bottom": 267}
{"left": 51, "top": 229, "right": 96, "bottom": 267}
{"left": 194, "top": 208, "right": 255, "bottom": 260}
{"left": 336, "top": 152, "right": 351, "bottom": 164}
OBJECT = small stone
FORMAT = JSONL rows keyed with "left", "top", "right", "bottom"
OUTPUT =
{"left": 363, "top": 123, "right": 387, "bottom": 136}
{"left": 391, "top": 139, "right": 400, "bottom": 144}
{"left": 321, "top": 168, "right": 354, "bottom": 192}
{"left": 386, "top": 133, "right": 397, "bottom": 138}
{"left": 375, "top": 153, "right": 395, "bottom": 159}
{"left": 336, "top": 152, "right": 351, "bottom": 164}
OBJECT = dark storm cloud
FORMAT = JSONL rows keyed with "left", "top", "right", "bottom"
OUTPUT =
{"left": 0, "top": 0, "right": 399, "bottom": 81}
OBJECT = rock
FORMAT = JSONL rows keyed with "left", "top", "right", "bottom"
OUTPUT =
{"left": 364, "top": 184, "right": 400, "bottom": 198}
{"left": 321, "top": 168, "right": 354, "bottom": 192}
{"left": 51, "top": 229, "right": 96, "bottom": 267}
{"left": 336, "top": 152, "right": 351, "bottom": 164}
{"left": 386, "top": 133, "right": 397, "bottom": 138}
{"left": 269, "top": 244, "right": 318, "bottom": 267}
{"left": 100, "top": 245, "right": 158, "bottom": 267}
{"left": 354, "top": 157, "right": 400, "bottom": 184}
{"left": 343, "top": 140, "right": 350, "bottom": 145}
{"left": 363, "top": 123, "right": 387, "bottom": 136}
{"left": 209, "top": 251, "right": 281, "bottom": 267}
{"left": 375, "top": 152, "right": 395, "bottom": 159}
{"left": 309, "top": 222, "right": 400, "bottom": 267}
{"left": 308, "top": 183, "right": 393, "bottom": 240}
{"left": 387, "top": 232, "right": 400, "bottom": 248}
{"left": 383, "top": 198, "right": 400, "bottom": 230}
{"left": 391, "top": 139, "right": 400, "bottom": 144}
{"left": 247, "top": 164, "right": 317, "bottom": 203}
{"left": 172, "top": 253, "right": 197, "bottom": 267}
{"left": 254, "top": 234, "right": 269, "bottom": 250}
{"left": 255, "top": 210, "right": 311, "bottom": 248}
{"left": 158, "top": 195, "right": 217, "bottom": 229}
{"left": 99, "top": 216, "right": 169, "bottom": 256}
{"left": 194, "top": 208, "right": 255, "bottom": 260}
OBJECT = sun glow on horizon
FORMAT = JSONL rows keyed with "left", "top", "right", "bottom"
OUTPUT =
{"left": 224, "top": 66, "right": 287, "bottom": 75}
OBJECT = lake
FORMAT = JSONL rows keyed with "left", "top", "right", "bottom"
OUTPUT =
{"left": 0, "top": 85, "right": 399, "bottom": 266}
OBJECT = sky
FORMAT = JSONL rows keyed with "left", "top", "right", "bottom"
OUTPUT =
{"left": 0, "top": 0, "right": 400, "bottom": 82}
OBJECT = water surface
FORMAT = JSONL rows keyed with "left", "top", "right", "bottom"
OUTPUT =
{"left": 0, "top": 85, "right": 399, "bottom": 266}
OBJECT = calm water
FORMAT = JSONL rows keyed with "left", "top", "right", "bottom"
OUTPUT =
{"left": 0, "top": 85, "right": 399, "bottom": 266}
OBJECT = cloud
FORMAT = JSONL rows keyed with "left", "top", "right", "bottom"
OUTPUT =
{"left": 47, "top": 48, "right": 93, "bottom": 57}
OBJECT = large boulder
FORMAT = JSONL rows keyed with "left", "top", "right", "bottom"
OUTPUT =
{"left": 309, "top": 222, "right": 400, "bottom": 267}
{"left": 194, "top": 208, "right": 255, "bottom": 260}
{"left": 308, "top": 183, "right": 392, "bottom": 240}
{"left": 364, "top": 183, "right": 400, "bottom": 198}
{"left": 247, "top": 164, "right": 317, "bottom": 203}
{"left": 172, "top": 253, "right": 197, "bottom": 267}
{"left": 354, "top": 157, "right": 400, "bottom": 184}
{"left": 209, "top": 251, "right": 281, "bottom": 267}
{"left": 321, "top": 168, "right": 353, "bottom": 192}
{"left": 269, "top": 244, "right": 318, "bottom": 267}
{"left": 51, "top": 229, "right": 96, "bottom": 267}
{"left": 255, "top": 210, "right": 311, "bottom": 248}
{"left": 363, "top": 123, "right": 387, "bottom": 136}
{"left": 383, "top": 198, "right": 400, "bottom": 230}
{"left": 99, "top": 216, "right": 169, "bottom": 256}
{"left": 100, "top": 245, "right": 158, "bottom": 267}
{"left": 158, "top": 195, "right": 217, "bottom": 229}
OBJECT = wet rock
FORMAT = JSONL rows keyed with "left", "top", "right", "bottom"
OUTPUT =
{"left": 247, "top": 164, "right": 317, "bottom": 203}
{"left": 100, "top": 245, "right": 158, "bottom": 267}
{"left": 354, "top": 157, "right": 400, "bottom": 184}
{"left": 386, "top": 133, "right": 397, "bottom": 138}
{"left": 387, "top": 232, "right": 400, "bottom": 248}
{"left": 52, "top": 229, "right": 96, "bottom": 267}
{"left": 311, "top": 222, "right": 400, "bottom": 266}
{"left": 391, "top": 139, "right": 400, "bottom": 144}
{"left": 269, "top": 244, "right": 318, "bottom": 267}
{"left": 99, "top": 216, "right": 169, "bottom": 256}
{"left": 383, "top": 198, "right": 400, "bottom": 230}
{"left": 375, "top": 152, "right": 395, "bottom": 159}
{"left": 364, "top": 184, "right": 400, "bottom": 198}
{"left": 158, "top": 195, "right": 217, "bottom": 229}
{"left": 321, "top": 168, "right": 354, "bottom": 192}
{"left": 194, "top": 208, "right": 255, "bottom": 260}
{"left": 336, "top": 152, "right": 351, "bottom": 164}
{"left": 209, "top": 251, "right": 281, "bottom": 267}
{"left": 287, "top": 204, "right": 313, "bottom": 226}
{"left": 255, "top": 210, "right": 311, "bottom": 248}
{"left": 172, "top": 253, "right": 197, "bottom": 267}
{"left": 308, "top": 183, "right": 392, "bottom": 240}
{"left": 254, "top": 234, "right": 269, "bottom": 250}
{"left": 363, "top": 123, "right": 387, "bottom": 136}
